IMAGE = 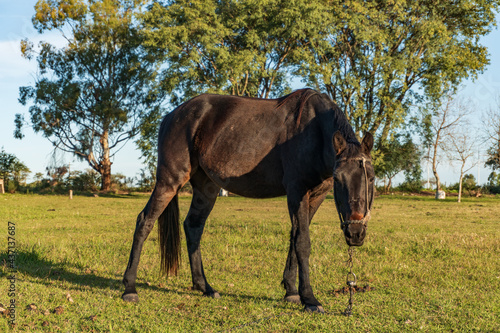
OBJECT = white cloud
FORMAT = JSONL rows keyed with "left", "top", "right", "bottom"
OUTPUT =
{"left": 0, "top": 32, "right": 69, "bottom": 80}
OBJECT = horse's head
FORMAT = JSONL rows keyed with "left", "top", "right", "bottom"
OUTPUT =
{"left": 332, "top": 131, "right": 374, "bottom": 246}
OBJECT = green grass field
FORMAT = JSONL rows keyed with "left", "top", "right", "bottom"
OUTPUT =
{"left": 0, "top": 193, "right": 499, "bottom": 332}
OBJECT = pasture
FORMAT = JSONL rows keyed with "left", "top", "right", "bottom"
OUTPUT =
{"left": 1, "top": 193, "right": 499, "bottom": 332}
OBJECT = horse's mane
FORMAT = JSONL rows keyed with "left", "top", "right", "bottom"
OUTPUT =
{"left": 330, "top": 100, "right": 360, "bottom": 150}
{"left": 276, "top": 89, "right": 321, "bottom": 128}
{"left": 276, "top": 89, "right": 360, "bottom": 150}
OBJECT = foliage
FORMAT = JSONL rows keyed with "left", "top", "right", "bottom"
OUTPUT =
{"left": 136, "top": 0, "right": 498, "bottom": 169}
{"left": 142, "top": 0, "right": 325, "bottom": 101}
{"left": 21, "top": 168, "right": 135, "bottom": 194}
{"left": 485, "top": 144, "right": 500, "bottom": 170}
{"left": 299, "top": 0, "right": 499, "bottom": 139}
{"left": 137, "top": 0, "right": 328, "bottom": 168}
{"left": 70, "top": 169, "right": 101, "bottom": 192}
{"left": 486, "top": 171, "right": 500, "bottom": 194}
{"left": 46, "top": 164, "right": 69, "bottom": 190}
{"left": 0, "top": 148, "right": 31, "bottom": 192}
{"left": 484, "top": 103, "right": 500, "bottom": 171}
{"left": 399, "top": 163, "right": 424, "bottom": 193}
{"left": 462, "top": 174, "right": 478, "bottom": 194}
{"left": 448, "top": 174, "right": 478, "bottom": 195}
{"left": 0, "top": 195, "right": 499, "bottom": 331}
{"left": 16, "top": 0, "right": 166, "bottom": 191}
{"left": 374, "top": 134, "right": 422, "bottom": 193}
{"left": 135, "top": 167, "right": 155, "bottom": 192}
{"left": 487, "top": 171, "right": 500, "bottom": 186}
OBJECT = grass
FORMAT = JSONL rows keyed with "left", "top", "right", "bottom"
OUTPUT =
{"left": 0, "top": 193, "right": 499, "bottom": 332}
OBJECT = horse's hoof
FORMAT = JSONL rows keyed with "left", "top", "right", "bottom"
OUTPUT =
{"left": 304, "top": 305, "right": 325, "bottom": 313}
{"left": 204, "top": 291, "right": 220, "bottom": 299}
{"left": 122, "top": 293, "right": 139, "bottom": 303}
{"left": 284, "top": 295, "right": 301, "bottom": 304}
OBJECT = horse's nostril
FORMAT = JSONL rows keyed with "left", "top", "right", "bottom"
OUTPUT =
{"left": 349, "top": 212, "right": 364, "bottom": 220}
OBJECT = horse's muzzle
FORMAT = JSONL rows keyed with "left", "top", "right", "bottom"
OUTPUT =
{"left": 343, "top": 223, "right": 366, "bottom": 246}
{"left": 342, "top": 213, "right": 369, "bottom": 246}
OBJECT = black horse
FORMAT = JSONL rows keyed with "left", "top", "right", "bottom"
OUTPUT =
{"left": 122, "top": 89, "right": 374, "bottom": 313}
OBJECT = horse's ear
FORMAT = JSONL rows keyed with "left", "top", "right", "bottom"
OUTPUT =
{"left": 361, "top": 132, "right": 374, "bottom": 154}
{"left": 333, "top": 131, "right": 346, "bottom": 156}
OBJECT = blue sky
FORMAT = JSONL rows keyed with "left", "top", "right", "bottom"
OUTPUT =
{"left": 1, "top": 1, "right": 499, "bottom": 186}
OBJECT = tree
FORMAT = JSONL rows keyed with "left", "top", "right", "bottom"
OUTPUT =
{"left": 143, "top": 0, "right": 329, "bottom": 101}
{"left": 46, "top": 165, "right": 69, "bottom": 189}
{"left": 462, "top": 174, "right": 478, "bottom": 196}
{"left": 0, "top": 149, "right": 17, "bottom": 185}
{"left": 484, "top": 98, "right": 500, "bottom": 171}
{"left": 0, "top": 148, "right": 31, "bottom": 192}
{"left": 447, "top": 129, "right": 479, "bottom": 202}
{"left": 299, "top": 0, "right": 499, "bottom": 140}
{"left": 137, "top": 0, "right": 331, "bottom": 170}
{"left": 137, "top": 0, "right": 499, "bottom": 169}
{"left": 375, "top": 134, "right": 422, "bottom": 193}
{"left": 426, "top": 95, "right": 470, "bottom": 197}
{"left": 69, "top": 169, "right": 100, "bottom": 192}
{"left": 487, "top": 171, "right": 500, "bottom": 194}
{"left": 16, "top": 0, "right": 165, "bottom": 191}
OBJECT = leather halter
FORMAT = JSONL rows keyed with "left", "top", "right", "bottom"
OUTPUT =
{"left": 334, "top": 157, "right": 372, "bottom": 230}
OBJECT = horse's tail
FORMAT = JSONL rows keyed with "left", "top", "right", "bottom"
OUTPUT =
{"left": 158, "top": 194, "right": 180, "bottom": 276}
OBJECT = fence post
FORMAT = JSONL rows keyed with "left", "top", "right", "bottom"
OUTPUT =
{"left": 0, "top": 179, "right": 4, "bottom": 194}
{"left": 69, "top": 189, "right": 73, "bottom": 199}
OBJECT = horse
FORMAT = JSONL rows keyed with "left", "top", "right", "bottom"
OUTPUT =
{"left": 122, "top": 88, "right": 374, "bottom": 313}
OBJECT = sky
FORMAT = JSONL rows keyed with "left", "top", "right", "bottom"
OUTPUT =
{"left": 1, "top": 1, "right": 500, "bottom": 186}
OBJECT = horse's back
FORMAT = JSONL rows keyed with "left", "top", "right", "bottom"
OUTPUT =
{"left": 157, "top": 92, "right": 331, "bottom": 197}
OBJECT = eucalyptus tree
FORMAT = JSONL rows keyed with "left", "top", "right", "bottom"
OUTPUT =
{"left": 16, "top": 0, "right": 165, "bottom": 191}
{"left": 299, "top": 0, "right": 499, "bottom": 140}
{"left": 136, "top": 0, "right": 330, "bottom": 169}
{"left": 137, "top": 0, "right": 498, "bottom": 171}
{"left": 142, "top": 0, "right": 330, "bottom": 102}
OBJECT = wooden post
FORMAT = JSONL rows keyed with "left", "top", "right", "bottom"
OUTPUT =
{"left": 0, "top": 179, "right": 4, "bottom": 194}
{"left": 69, "top": 190, "right": 73, "bottom": 199}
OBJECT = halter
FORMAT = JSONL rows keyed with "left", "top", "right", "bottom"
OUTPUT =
{"left": 334, "top": 156, "right": 372, "bottom": 230}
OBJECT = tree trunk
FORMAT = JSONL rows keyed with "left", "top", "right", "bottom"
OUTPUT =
{"left": 101, "top": 159, "right": 112, "bottom": 191}
{"left": 99, "top": 130, "right": 112, "bottom": 191}
{"left": 458, "top": 165, "right": 465, "bottom": 203}
{"left": 432, "top": 134, "right": 442, "bottom": 197}
{"left": 458, "top": 174, "right": 463, "bottom": 203}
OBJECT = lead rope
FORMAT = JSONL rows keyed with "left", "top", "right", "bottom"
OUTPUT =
{"left": 343, "top": 246, "right": 356, "bottom": 316}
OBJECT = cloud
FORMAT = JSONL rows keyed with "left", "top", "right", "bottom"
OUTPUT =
{"left": 0, "top": 41, "right": 35, "bottom": 80}
{"left": 0, "top": 32, "right": 68, "bottom": 80}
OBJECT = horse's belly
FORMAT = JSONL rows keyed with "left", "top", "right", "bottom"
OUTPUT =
{"left": 201, "top": 156, "right": 286, "bottom": 198}
{"left": 220, "top": 176, "right": 287, "bottom": 198}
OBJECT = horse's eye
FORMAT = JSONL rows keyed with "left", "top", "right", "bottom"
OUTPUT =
{"left": 369, "top": 177, "right": 375, "bottom": 183}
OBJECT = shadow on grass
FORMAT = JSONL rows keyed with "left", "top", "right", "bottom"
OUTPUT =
{"left": 72, "top": 192, "right": 150, "bottom": 199}
{"left": 0, "top": 249, "right": 158, "bottom": 294}
{"left": 0, "top": 249, "right": 280, "bottom": 303}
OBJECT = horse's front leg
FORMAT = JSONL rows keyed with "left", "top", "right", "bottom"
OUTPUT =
{"left": 286, "top": 187, "right": 324, "bottom": 313}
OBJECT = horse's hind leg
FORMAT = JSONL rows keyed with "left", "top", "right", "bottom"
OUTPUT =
{"left": 122, "top": 182, "right": 178, "bottom": 302}
{"left": 183, "top": 170, "right": 220, "bottom": 297}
